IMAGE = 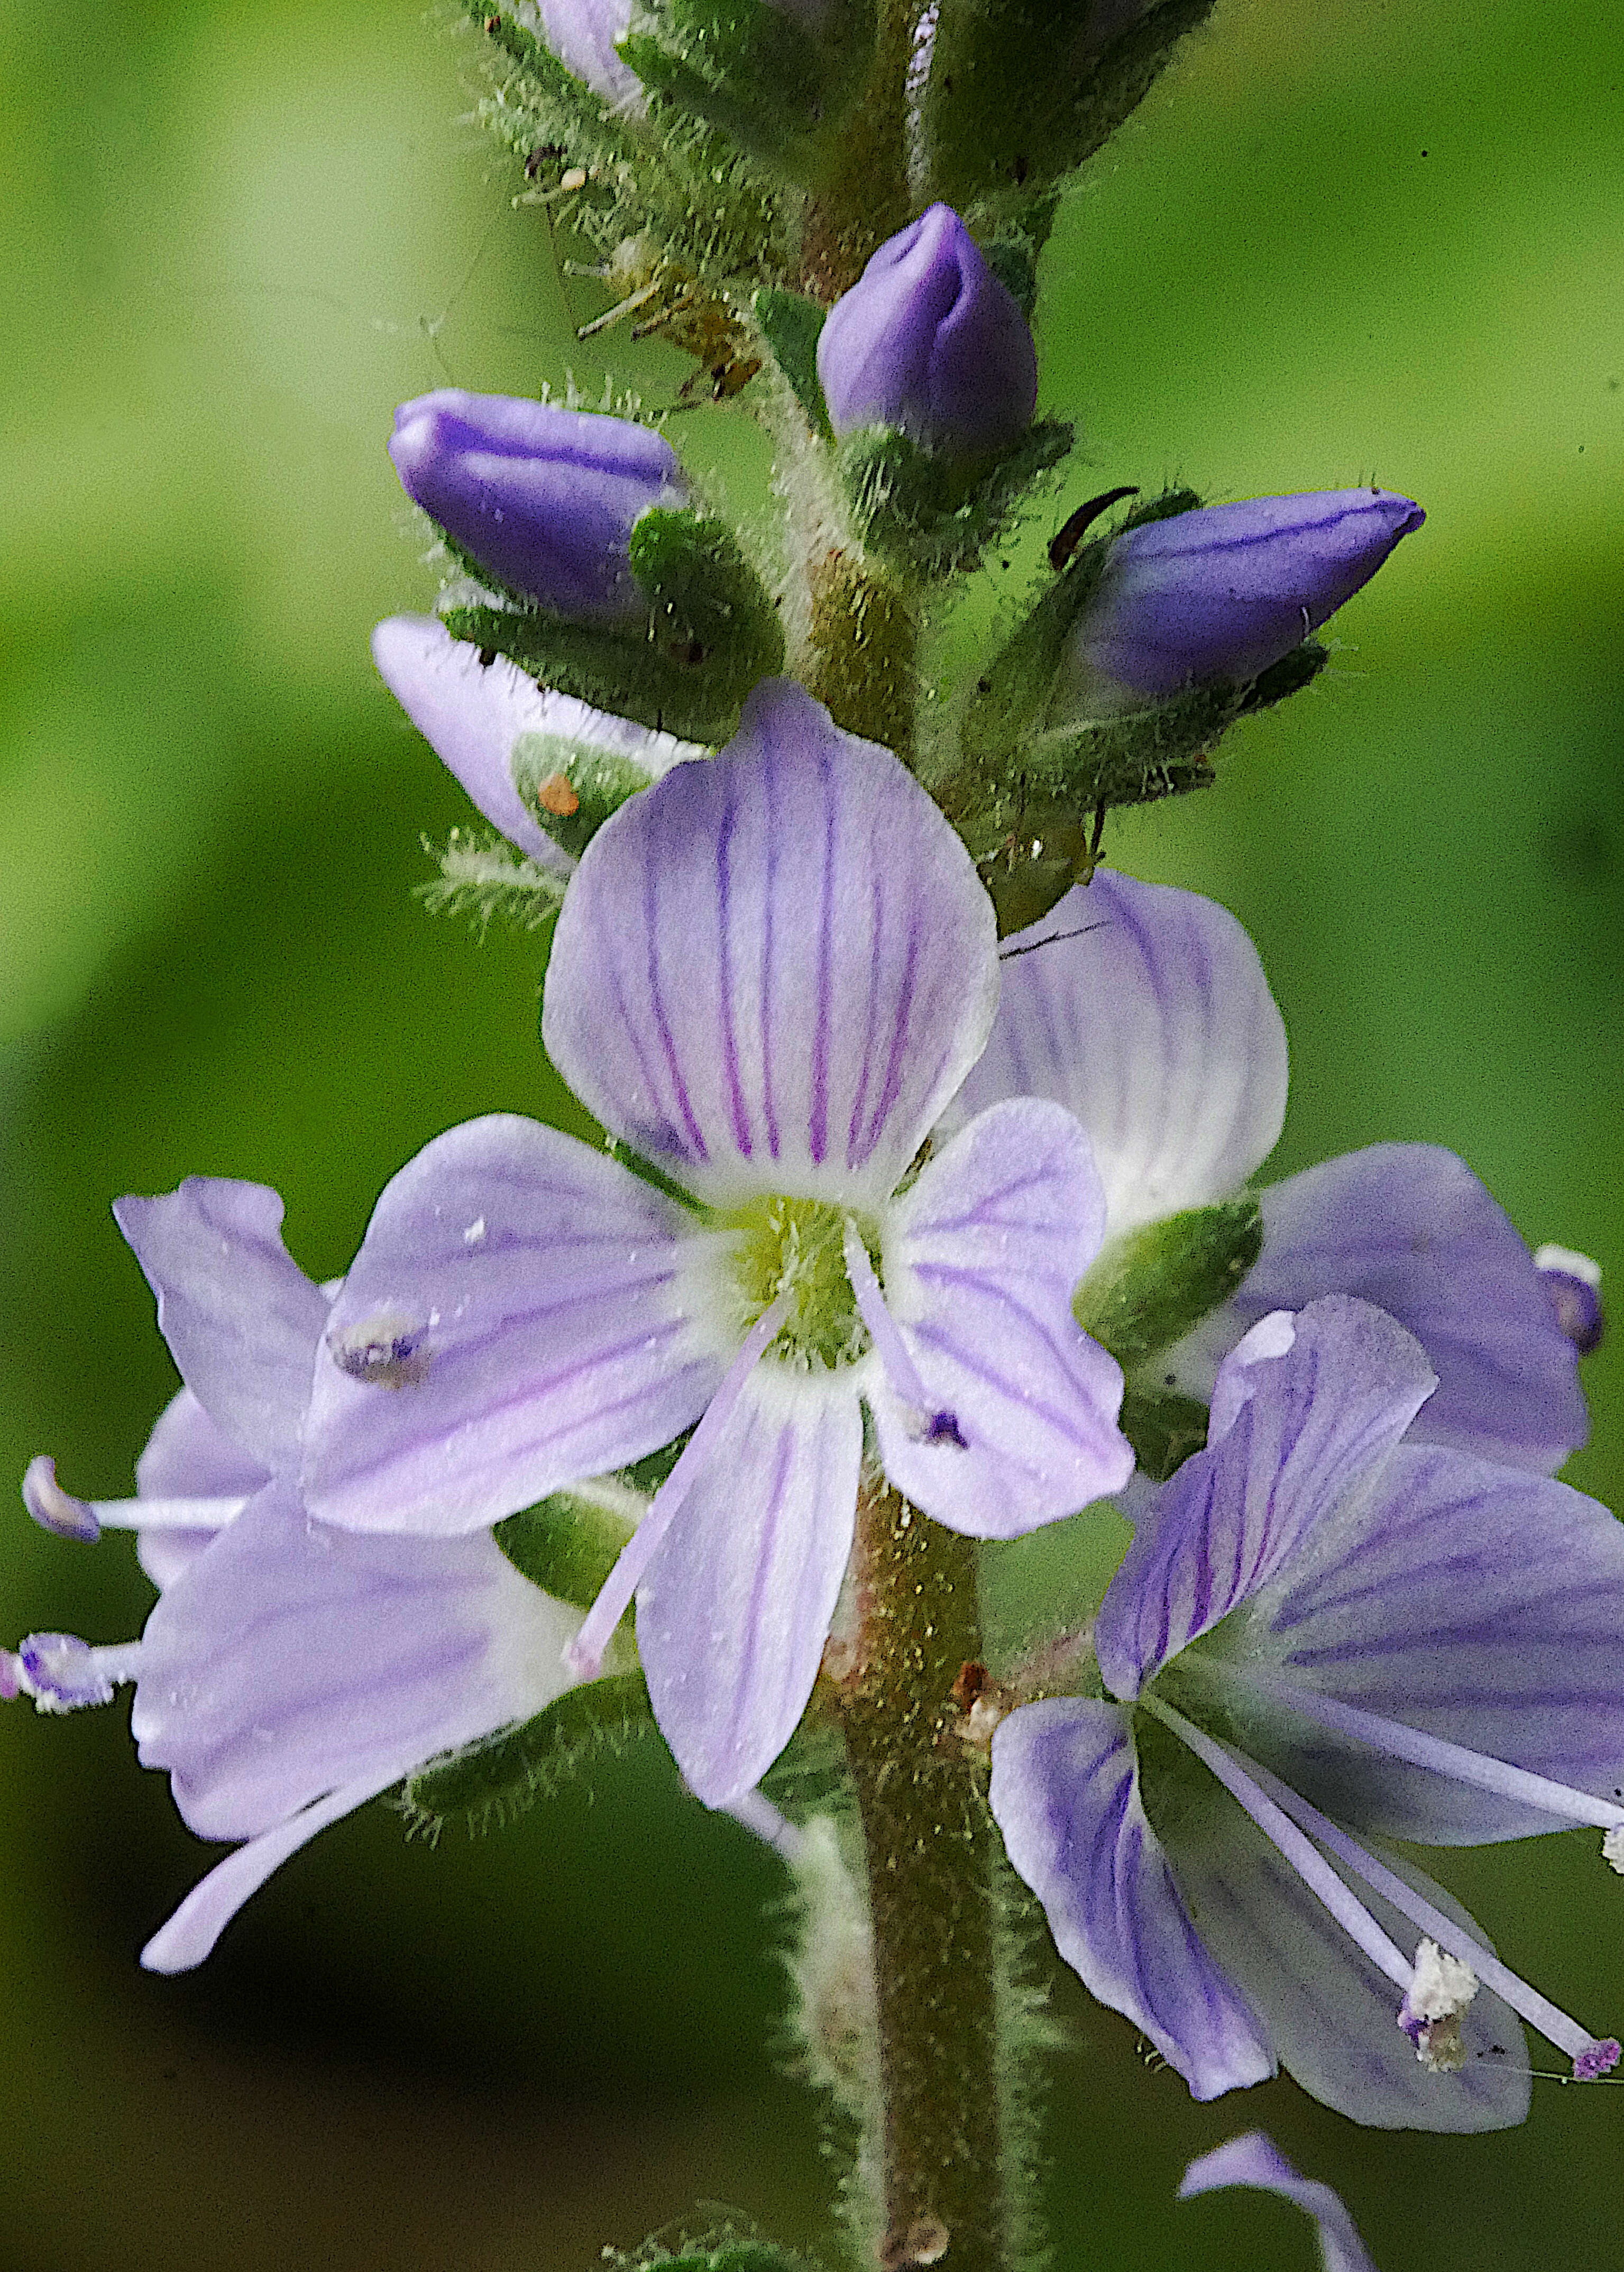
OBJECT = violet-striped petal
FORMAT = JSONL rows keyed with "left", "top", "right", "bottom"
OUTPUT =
{"left": 1096, "top": 1298, "right": 1436, "bottom": 1699}
{"left": 135, "top": 1386, "right": 274, "bottom": 1587}
{"left": 302, "top": 1116, "right": 726, "bottom": 1535}
{"left": 1238, "top": 1144, "right": 1589, "bottom": 1473}
{"left": 945, "top": 874, "right": 1287, "bottom": 1234}
{"left": 132, "top": 1481, "right": 577, "bottom": 1840}
{"left": 113, "top": 1180, "right": 330, "bottom": 1477}
{"left": 1210, "top": 1439, "right": 1624, "bottom": 1845}
{"left": 635, "top": 1368, "right": 862, "bottom": 1806}
{"left": 543, "top": 680, "right": 998, "bottom": 1208}
{"left": 1144, "top": 1739, "right": 1529, "bottom": 2129}
{"left": 1178, "top": 2133, "right": 1378, "bottom": 2272}
{"left": 869, "top": 1100, "right": 1131, "bottom": 1533}
{"left": 989, "top": 1697, "right": 1274, "bottom": 2098}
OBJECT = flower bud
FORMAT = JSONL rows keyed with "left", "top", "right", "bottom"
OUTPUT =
{"left": 1063, "top": 488, "right": 1425, "bottom": 707}
{"left": 389, "top": 390, "right": 687, "bottom": 622}
{"left": 530, "top": 0, "right": 640, "bottom": 105}
{"left": 815, "top": 204, "right": 1038, "bottom": 459}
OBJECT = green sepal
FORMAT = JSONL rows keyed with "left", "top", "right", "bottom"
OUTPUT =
{"left": 510, "top": 729, "right": 658, "bottom": 860}
{"left": 837, "top": 419, "right": 1074, "bottom": 578}
{"left": 1075, "top": 1200, "right": 1263, "bottom": 1364}
{"left": 400, "top": 1672, "right": 654, "bottom": 1836}
{"left": 443, "top": 507, "right": 784, "bottom": 744}
{"left": 1116, "top": 1384, "right": 1211, "bottom": 1483}
{"left": 621, "top": 0, "right": 875, "bottom": 180}
{"left": 919, "top": 0, "right": 1217, "bottom": 225}
{"left": 752, "top": 286, "right": 831, "bottom": 437}
{"left": 495, "top": 1478, "right": 641, "bottom": 1609}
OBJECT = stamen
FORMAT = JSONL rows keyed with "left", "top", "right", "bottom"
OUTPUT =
{"left": 22, "top": 1455, "right": 247, "bottom": 1543}
{"left": 1243, "top": 1749, "right": 1623, "bottom": 2084}
{"left": 3, "top": 1633, "right": 143, "bottom": 1714}
{"left": 564, "top": 1288, "right": 794, "bottom": 1681}
{"left": 1398, "top": 1938, "right": 1478, "bottom": 2072}
{"left": 841, "top": 1222, "right": 966, "bottom": 1451}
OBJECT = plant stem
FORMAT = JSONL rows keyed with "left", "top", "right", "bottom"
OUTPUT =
{"left": 837, "top": 1477, "right": 1014, "bottom": 2272}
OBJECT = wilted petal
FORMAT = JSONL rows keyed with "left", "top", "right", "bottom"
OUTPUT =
{"left": 870, "top": 1100, "right": 1131, "bottom": 1533}
{"left": 544, "top": 680, "right": 998, "bottom": 1206}
{"left": 114, "top": 1180, "right": 330, "bottom": 1476}
{"left": 132, "top": 1482, "right": 577, "bottom": 1840}
{"left": 303, "top": 1116, "right": 726, "bottom": 1534}
{"left": 990, "top": 1698, "right": 1274, "bottom": 2097}
{"left": 1096, "top": 1299, "right": 1436, "bottom": 1698}
{"left": 946, "top": 874, "right": 1287, "bottom": 1234}
{"left": 636, "top": 1368, "right": 862, "bottom": 1806}
{"left": 1237, "top": 1145, "right": 1589, "bottom": 1473}
{"left": 1179, "top": 2133, "right": 1378, "bottom": 2272}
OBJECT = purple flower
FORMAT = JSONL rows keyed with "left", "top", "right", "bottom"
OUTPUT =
{"left": 371, "top": 614, "right": 708, "bottom": 866}
{"left": 388, "top": 391, "right": 686, "bottom": 620}
{"left": 816, "top": 204, "right": 1038, "bottom": 458}
{"left": 1179, "top": 2133, "right": 1378, "bottom": 2272}
{"left": 1535, "top": 1242, "right": 1604, "bottom": 1356}
{"left": 990, "top": 1295, "right": 1624, "bottom": 2127}
{"left": 1061, "top": 489, "right": 1425, "bottom": 708}
{"left": 300, "top": 680, "right": 1133, "bottom": 1808}
{"left": 530, "top": 0, "right": 642, "bottom": 106}
{"left": 944, "top": 871, "right": 1590, "bottom": 1472}
{"left": 10, "top": 1179, "right": 580, "bottom": 1970}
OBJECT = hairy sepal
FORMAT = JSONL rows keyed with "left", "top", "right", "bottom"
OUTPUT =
{"left": 622, "top": 0, "right": 876, "bottom": 181}
{"left": 837, "top": 420, "right": 1074, "bottom": 579}
{"left": 1076, "top": 1201, "right": 1262, "bottom": 1366}
{"left": 400, "top": 1671, "right": 655, "bottom": 1837}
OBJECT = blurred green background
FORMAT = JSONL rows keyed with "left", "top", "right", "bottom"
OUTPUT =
{"left": 2, "top": 1, "right": 1620, "bottom": 2266}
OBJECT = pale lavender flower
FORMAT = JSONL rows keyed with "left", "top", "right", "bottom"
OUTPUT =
{"left": 1179, "top": 2133, "right": 1378, "bottom": 2272}
{"left": 301, "top": 680, "right": 1132, "bottom": 1807}
{"left": 944, "top": 871, "right": 1590, "bottom": 1472}
{"left": 816, "top": 204, "right": 1038, "bottom": 457}
{"left": 1061, "top": 489, "right": 1425, "bottom": 709}
{"left": 371, "top": 613, "right": 708, "bottom": 866}
{"left": 10, "top": 1180, "right": 580, "bottom": 1971}
{"left": 389, "top": 391, "right": 686, "bottom": 620}
{"left": 527, "top": 0, "right": 642, "bottom": 107}
{"left": 990, "top": 1295, "right": 1624, "bottom": 2129}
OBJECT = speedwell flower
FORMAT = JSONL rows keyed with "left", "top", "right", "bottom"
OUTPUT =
{"left": 990, "top": 1295, "right": 1624, "bottom": 2129}
{"left": 944, "top": 870, "right": 1590, "bottom": 1472}
{"left": 301, "top": 680, "right": 1133, "bottom": 1806}
{"left": 10, "top": 1179, "right": 580, "bottom": 1971}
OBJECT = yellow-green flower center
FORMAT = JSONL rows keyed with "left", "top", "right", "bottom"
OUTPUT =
{"left": 720, "top": 1194, "right": 881, "bottom": 1371}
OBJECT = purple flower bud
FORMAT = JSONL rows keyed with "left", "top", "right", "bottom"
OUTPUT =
{"left": 531, "top": 0, "right": 641, "bottom": 106}
{"left": 1065, "top": 488, "right": 1426, "bottom": 704}
{"left": 389, "top": 390, "right": 687, "bottom": 622}
{"left": 816, "top": 204, "right": 1038, "bottom": 458}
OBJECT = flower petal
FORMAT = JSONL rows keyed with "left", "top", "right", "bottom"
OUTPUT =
{"left": 135, "top": 1387, "right": 272, "bottom": 1587}
{"left": 1096, "top": 1298, "right": 1436, "bottom": 1698}
{"left": 1178, "top": 2133, "right": 1378, "bottom": 2272}
{"left": 132, "top": 1481, "right": 577, "bottom": 1839}
{"left": 302, "top": 1116, "right": 727, "bottom": 1534}
{"left": 1222, "top": 1440, "right": 1624, "bottom": 1844}
{"left": 945, "top": 874, "right": 1287, "bottom": 1234}
{"left": 636, "top": 1367, "right": 862, "bottom": 1806}
{"left": 1241, "top": 1144, "right": 1588, "bottom": 1473}
{"left": 869, "top": 1099, "right": 1131, "bottom": 1533}
{"left": 990, "top": 1697, "right": 1275, "bottom": 2098}
{"left": 1144, "top": 1735, "right": 1529, "bottom": 2130}
{"left": 543, "top": 679, "right": 998, "bottom": 1207}
{"left": 113, "top": 1180, "right": 331, "bottom": 1476}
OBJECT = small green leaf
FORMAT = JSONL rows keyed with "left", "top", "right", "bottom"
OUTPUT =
{"left": 1076, "top": 1201, "right": 1263, "bottom": 1364}
{"left": 402, "top": 1672, "right": 655, "bottom": 1835}
{"left": 753, "top": 286, "right": 831, "bottom": 436}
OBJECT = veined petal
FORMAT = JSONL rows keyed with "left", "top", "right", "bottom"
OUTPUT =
{"left": 990, "top": 1697, "right": 1274, "bottom": 2098}
{"left": 136, "top": 1386, "right": 274, "bottom": 1588}
{"left": 543, "top": 680, "right": 998, "bottom": 1207}
{"left": 113, "top": 1180, "right": 331, "bottom": 1476}
{"left": 945, "top": 873, "right": 1287, "bottom": 1234}
{"left": 1140, "top": 1717, "right": 1529, "bottom": 2131}
{"left": 1208, "top": 1440, "right": 1624, "bottom": 1844}
{"left": 303, "top": 1116, "right": 726, "bottom": 1534}
{"left": 1096, "top": 1298, "right": 1436, "bottom": 1699}
{"left": 636, "top": 1367, "right": 862, "bottom": 1806}
{"left": 1179, "top": 2133, "right": 1377, "bottom": 2272}
{"left": 871, "top": 1100, "right": 1131, "bottom": 1533}
{"left": 1241, "top": 1145, "right": 1588, "bottom": 1473}
{"left": 132, "top": 1482, "right": 578, "bottom": 1839}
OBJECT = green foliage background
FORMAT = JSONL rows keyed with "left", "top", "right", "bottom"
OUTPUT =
{"left": 1, "top": 2, "right": 1620, "bottom": 2266}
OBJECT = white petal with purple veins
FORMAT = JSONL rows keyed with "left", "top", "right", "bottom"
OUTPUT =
{"left": 946, "top": 874, "right": 1286, "bottom": 1234}
{"left": 544, "top": 680, "right": 998, "bottom": 1207}
{"left": 134, "top": 1385, "right": 277, "bottom": 1587}
{"left": 303, "top": 1116, "right": 729, "bottom": 1535}
{"left": 869, "top": 1099, "right": 1131, "bottom": 1533}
